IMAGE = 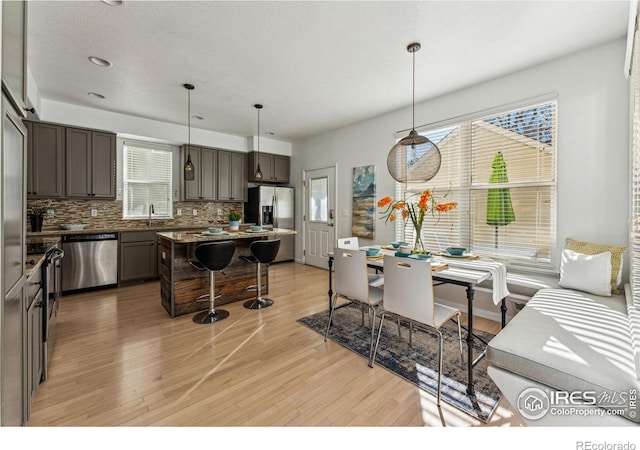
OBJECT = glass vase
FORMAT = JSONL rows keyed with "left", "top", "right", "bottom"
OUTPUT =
{"left": 412, "top": 225, "right": 425, "bottom": 254}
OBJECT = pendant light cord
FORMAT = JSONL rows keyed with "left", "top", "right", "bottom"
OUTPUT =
{"left": 188, "top": 88, "right": 191, "bottom": 147}
{"left": 412, "top": 48, "right": 416, "bottom": 131}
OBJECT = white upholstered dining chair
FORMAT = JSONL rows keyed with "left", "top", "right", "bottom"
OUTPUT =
{"left": 336, "top": 236, "right": 384, "bottom": 287}
{"left": 372, "top": 254, "right": 464, "bottom": 425}
{"left": 325, "top": 247, "right": 384, "bottom": 366}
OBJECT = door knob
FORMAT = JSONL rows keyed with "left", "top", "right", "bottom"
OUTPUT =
{"left": 328, "top": 223, "right": 334, "bottom": 227}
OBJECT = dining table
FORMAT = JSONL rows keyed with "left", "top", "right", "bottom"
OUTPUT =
{"left": 326, "top": 245, "right": 510, "bottom": 396}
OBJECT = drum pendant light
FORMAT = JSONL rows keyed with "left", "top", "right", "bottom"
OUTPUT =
{"left": 254, "top": 104, "right": 264, "bottom": 182}
{"left": 387, "top": 43, "right": 441, "bottom": 183}
{"left": 183, "top": 83, "right": 195, "bottom": 181}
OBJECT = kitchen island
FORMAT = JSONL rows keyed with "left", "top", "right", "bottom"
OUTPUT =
{"left": 157, "top": 228, "right": 296, "bottom": 318}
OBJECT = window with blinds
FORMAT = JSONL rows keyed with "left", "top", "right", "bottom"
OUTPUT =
{"left": 631, "top": 28, "right": 640, "bottom": 306}
{"left": 123, "top": 143, "right": 173, "bottom": 219}
{"left": 396, "top": 99, "right": 557, "bottom": 270}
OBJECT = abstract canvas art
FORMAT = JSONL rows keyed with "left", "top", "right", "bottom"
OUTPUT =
{"left": 352, "top": 165, "right": 376, "bottom": 239}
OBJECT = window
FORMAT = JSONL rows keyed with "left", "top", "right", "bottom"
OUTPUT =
{"left": 123, "top": 142, "right": 173, "bottom": 219}
{"left": 396, "top": 99, "right": 557, "bottom": 270}
{"left": 631, "top": 28, "right": 640, "bottom": 305}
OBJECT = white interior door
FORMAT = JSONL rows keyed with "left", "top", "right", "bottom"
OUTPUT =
{"left": 304, "top": 166, "right": 336, "bottom": 269}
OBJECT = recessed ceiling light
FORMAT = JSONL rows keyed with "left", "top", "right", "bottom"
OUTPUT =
{"left": 88, "top": 56, "right": 112, "bottom": 67}
{"left": 192, "top": 115, "right": 203, "bottom": 120}
{"left": 88, "top": 92, "right": 105, "bottom": 99}
{"left": 102, "top": 0, "right": 124, "bottom": 5}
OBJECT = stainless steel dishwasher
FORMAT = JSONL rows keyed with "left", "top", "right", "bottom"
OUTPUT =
{"left": 61, "top": 233, "right": 118, "bottom": 293}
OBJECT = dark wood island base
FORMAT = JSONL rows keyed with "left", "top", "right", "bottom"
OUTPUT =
{"left": 157, "top": 229, "right": 296, "bottom": 318}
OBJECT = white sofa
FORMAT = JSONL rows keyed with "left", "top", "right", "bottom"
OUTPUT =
{"left": 486, "top": 283, "right": 640, "bottom": 426}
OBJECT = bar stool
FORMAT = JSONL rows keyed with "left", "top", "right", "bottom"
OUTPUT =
{"left": 192, "top": 240, "right": 236, "bottom": 325}
{"left": 240, "top": 239, "right": 281, "bottom": 309}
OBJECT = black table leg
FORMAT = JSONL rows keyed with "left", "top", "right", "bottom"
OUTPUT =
{"left": 328, "top": 256, "right": 334, "bottom": 311}
{"left": 501, "top": 298, "right": 507, "bottom": 328}
{"left": 466, "top": 285, "right": 475, "bottom": 396}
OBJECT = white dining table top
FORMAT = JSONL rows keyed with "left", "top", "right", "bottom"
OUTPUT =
{"left": 330, "top": 246, "right": 492, "bottom": 286}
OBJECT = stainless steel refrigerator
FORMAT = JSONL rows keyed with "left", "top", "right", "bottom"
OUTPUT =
{"left": 245, "top": 186, "right": 294, "bottom": 262}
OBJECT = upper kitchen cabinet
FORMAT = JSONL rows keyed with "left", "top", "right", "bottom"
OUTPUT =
{"left": 217, "top": 150, "right": 246, "bottom": 201}
{"left": 181, "top": 145, "right": 217, "bottom": 201}
{"left": 65, "top": 127, "right": 116, "bottom": 199}
{"left": 248, "top": 152, "right": 290, "bottom": 183}
{"left": 2, "top": 0, "right": 28, "bottom": 116}
{"left": 25, "top": 121, "right": 65, "bottom": 198}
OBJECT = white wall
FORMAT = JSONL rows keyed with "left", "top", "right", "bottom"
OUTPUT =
{"left": 291, "top": 38, "right": 630, "bottom": 320}
{"left": 39, "top": 98, "right": 292, "bottom": 155}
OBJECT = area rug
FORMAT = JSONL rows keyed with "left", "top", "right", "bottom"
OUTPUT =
{"left": 297, "top": 302, "right": 502, "bottom": 423}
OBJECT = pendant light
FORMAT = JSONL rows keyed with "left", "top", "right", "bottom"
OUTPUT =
{"left": 387, "top": 42, "right": 441, "bottom": 183}
{"left": 183, "top": 83, "right": 195, "bottom": 181}
{"left": 254, "top": 104, "right": 264, "bottom": 182}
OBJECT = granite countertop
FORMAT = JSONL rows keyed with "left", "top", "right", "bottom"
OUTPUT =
{"left": 26, "top": 224, "right": 225, "bottom": 237}
{"left": 26, "top": 253, "right": 46, "bottom": 278}
{"left": 157, "top": 228, "right": 296, "bottom": 243}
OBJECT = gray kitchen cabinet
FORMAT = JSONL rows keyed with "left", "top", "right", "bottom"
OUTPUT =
{"left": 119, "top": 231, "right": 158, "bottom": 283}
{"left": 181, "top": 145, "right": 217, "bottom": 201}
{"left": 273, "top": 155, "right": 290, "bottom": 183}
{"left": 248, "top": 152, "right": 290, "bottom": 183}
{"left": 25, "top": 121, "right": 65, "bottom": 198}
{"left": 217, "top": 150, "right": 246, "bottom": 201}
{"left": 2, "top": 0, "right": 28, "bottom": 116}
{"left": 25, "top": 268, "right": 43, "bottom": 420}
{"left": 65, "top": 127, "right": 116, "bottom": 199}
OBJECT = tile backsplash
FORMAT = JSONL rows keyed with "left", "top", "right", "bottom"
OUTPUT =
{"left": 27, "top": 199, "right": 244, "bottom": 232}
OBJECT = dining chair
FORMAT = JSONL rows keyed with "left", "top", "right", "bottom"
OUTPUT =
{"left": 325, "top": 247, "right": 384, "bottom": 366}
{"left": 372, "top": 254, "right": 464, "bottom": 425}
{"left": 336, "top": 236, "right": 384, "bottom": 287}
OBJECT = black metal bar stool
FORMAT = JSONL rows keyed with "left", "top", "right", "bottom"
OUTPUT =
{"left": 240, "top": 239, "right": 280, "bottom": 309}
{"left": 192, "top": 240, "right": 235, "bottom": 324}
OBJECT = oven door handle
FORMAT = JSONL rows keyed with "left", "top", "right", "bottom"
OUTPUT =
{"left": 50, "top": 248, "right": 64, "bottom": 261}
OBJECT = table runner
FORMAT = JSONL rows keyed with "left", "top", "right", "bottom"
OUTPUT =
{"left": 435, "top": 257, "right": 510, "bottom": 305}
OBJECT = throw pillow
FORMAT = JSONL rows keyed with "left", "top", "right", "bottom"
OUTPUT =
{"left": 566, "top": 238, "right": 626, "bottom": 294}
{"left": 559, "top": 249, "right": 612, "bottom": 297}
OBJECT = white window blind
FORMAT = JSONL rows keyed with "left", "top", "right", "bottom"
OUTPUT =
{"left": 397, "top": 99, "right": 557, "bottom": 270}
{"left": 123, "top": 143, "right": 173, "bottom": 219}
{"left": 631, "top": 27, "right": 640, "bottom": 305}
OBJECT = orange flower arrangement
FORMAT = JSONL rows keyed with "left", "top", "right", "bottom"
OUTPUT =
{"left": 378, "top": 188, "right": 457, "bottom": 253}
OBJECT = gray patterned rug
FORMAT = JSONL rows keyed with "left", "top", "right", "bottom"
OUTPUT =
{"left": 297, "top": 302, "right": 502, "bottom": 423}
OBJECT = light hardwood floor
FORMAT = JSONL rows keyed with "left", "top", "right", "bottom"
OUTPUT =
{"left": 28, "top": 262, "right": 523, "bottom": 427}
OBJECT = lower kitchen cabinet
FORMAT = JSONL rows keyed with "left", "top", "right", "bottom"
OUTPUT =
{"left": 119, "top": 231, "right": 158, "bottom": 283}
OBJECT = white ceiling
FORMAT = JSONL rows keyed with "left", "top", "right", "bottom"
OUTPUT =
{"left": 27, "top": 1, "right": 629, "bottom": 142}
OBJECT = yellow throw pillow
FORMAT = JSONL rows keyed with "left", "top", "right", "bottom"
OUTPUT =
{"left": 565, "top": 238, "right": 626, "bottom": 294}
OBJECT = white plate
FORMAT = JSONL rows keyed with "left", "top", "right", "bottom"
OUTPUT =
{"left": 245, "top": 229, "right": 265, "bottom": 233}
{"left": 201, "top": 231, "right": 227, "bottom": 236}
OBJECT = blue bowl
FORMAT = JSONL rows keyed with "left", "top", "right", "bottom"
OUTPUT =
{"left": 391, "top": 241, "right": 407, "bottom": 249}
{"left": 446, "top": 247, "right": 466, "bottom": 256}
{"left": 360, "top": 247, "right": 379, "bottom": 257}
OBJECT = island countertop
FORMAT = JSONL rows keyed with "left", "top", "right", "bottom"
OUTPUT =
{"left": 157, "top": 227, "right": 296, "bottom": 317}
{"left": 156, "top": 227, "right": 296, "bottom": 243}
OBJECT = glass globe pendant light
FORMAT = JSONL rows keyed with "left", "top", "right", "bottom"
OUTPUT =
{"left": 254, "top": 104, "right": 264, "bottom": 182}
{"left": 387, "top": 42, "right": 441, "bottom": 183}
{"left": 183, "top": 83, "right": 195, "bottom": 181}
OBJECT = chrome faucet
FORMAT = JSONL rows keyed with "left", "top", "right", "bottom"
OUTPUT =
{"left": 148, "top": 203, "right": 155, "bottom": 226}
